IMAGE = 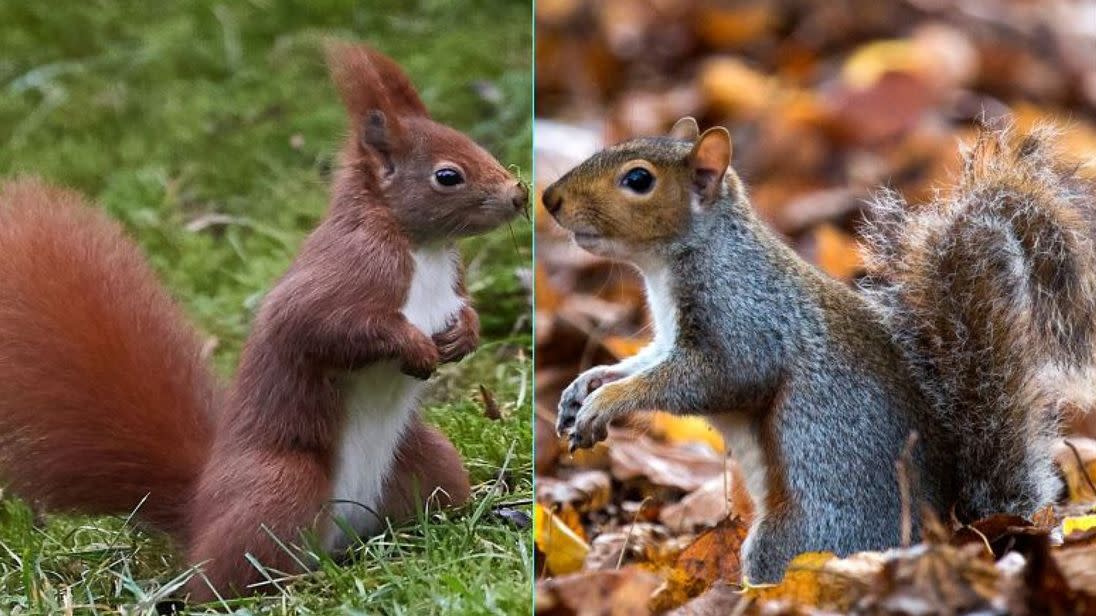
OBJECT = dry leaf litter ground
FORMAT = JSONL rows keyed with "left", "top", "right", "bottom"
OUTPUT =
{"left": 534, "top": 1, "right": 1096, "bottom": 614}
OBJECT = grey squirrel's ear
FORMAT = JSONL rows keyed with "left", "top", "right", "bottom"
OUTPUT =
{"left": 688, "top": 127, "right": 732, "bottom": 203}
{"left": 360, "top": 110, "right": 397, "bottom": 179}
{"left": 669, "top": 117, "right": 699, "bottom": 141}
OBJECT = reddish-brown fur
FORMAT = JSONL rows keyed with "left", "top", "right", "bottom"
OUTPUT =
{"left": 0, "top": 179, "right": 215, "bottom": 540}
{"left": 0, "top": 42, "right": 523, "bottom": 603}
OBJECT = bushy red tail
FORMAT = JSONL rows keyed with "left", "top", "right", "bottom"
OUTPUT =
{"left": 0, "top": 178, "right": 215, "bottom": 541}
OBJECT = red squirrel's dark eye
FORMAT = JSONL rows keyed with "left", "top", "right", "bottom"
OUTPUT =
{"left": 434, "top": 168, "right": 464, "bottom": 187}
{"left": 621, "top": 167, "right": 654, "bottom": 194}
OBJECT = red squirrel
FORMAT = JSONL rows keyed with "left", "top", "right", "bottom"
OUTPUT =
{"left": 0, "top": 42, "right": 527, "bottom": 601}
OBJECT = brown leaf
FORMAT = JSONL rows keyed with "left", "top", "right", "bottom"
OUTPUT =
{"left": 660, "top": 463, "right": 754, "bottom": 533}
{"left": 609, "top": 433, "right": 725, "bottom": 493}
{"left": 1022, "top": 533, "right": 1096, "bottom": 616}
{"left": 823, "top": 72, "right": 936, "bottom": 145}
{"left": 479, "top": 384, "right": 501, "bottom": 421}
{"left": 537, "top": 406, "right": 563, "bottom": 475}
{"left": 951, "top": 514, "right": 1043, "bottom": 561}
{"left": 536, "top": 567, "right": 662, "bottom": 616}
{"left": 538, "top": 470, "right": 613, "bottom": 514}
{"left": 864, "top": 543, "right": 999, "bottom": 615}
{"left": 1055, "top": 529, "right": 1096, "bottom": 604}
{"left": 664, "top": 581, "right": 741, "bottom": 616}
{"left": 694, "top": 4, "right": 774, "bottom": 48}
{"left": 583, "top": 523, "right": 672, "bottom": 571}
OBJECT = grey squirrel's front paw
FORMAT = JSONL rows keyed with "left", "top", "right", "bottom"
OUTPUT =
{"left": 568, "top": 388, "right": 616, "bottom": 451}
{"left": 556, "top": 366, "right": 622, "bottom": 437}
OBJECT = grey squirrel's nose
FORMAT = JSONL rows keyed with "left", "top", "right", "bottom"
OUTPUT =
{"left": 542, "top": 184, "right": 562, "bottom": 217}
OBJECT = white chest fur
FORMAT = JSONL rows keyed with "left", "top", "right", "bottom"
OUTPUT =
{"left": 641, "top": 262, "right": 768, "bottom": 553}
{"left": 642, "top": 263, "right": 679, "bottom": 356}
{"left": 324, "top": 246, "right": 464, "bottom": 552}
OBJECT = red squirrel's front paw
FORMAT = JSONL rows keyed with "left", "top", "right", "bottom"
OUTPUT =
{"left": 556, "top": 367, "right": 622, "bottom": 436}
{"left": 433, "top": 309, "right": 479, "bottom": 364}
{"left": 399, "top": 331, "right": 440, "bottom": 380}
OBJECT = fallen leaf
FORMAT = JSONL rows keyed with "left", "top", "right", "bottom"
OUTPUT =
{"left": 602, "top": 335, "right": 647, "bottom": 361}
{"left": 479, "top": 384, "right": 501, "bottom": 420}
{"left": 1064, "top": 515, "right": 1096, "bottom": 538}
{"left": 664, "top": 581, "right": 740, "bottom": 615}
{"left": 843, "top": 39, "right": 924, "bottom": 89}
{"left": 538, "top": 470, "right": 613, "bottom": 514}
{"left": 743, "top": 550, "right": 884, "bottom": 612}
{"left": 537, "top": 406, "right": 563, "bottom": 475}
{"left": 951, "top": 514, "right": 1041, "bottom": 561}
{"left": 660, "top": 464, "right": 753, "bottom": 533}
{"left": 694, "top": 4, "right": 773, "bottom": 48}
{"left": 491, "top": 507, "right": 533, "bottom": 529}
{"left": 647, "top": 413, "right": 725, "bottom": 455}
{"left": 536, "top": 567, "right": 662, "bottom": 616}
{"left": 823, "top": 71, "right": 936, "bottom": 145}
{"left": 609, "top": 433, "right": 724, "bottom": 493}
{"left": 1055, "top": 438, "right": 1096, "bottom": 503}
{"left": 747, "top": 552, "right": 838, "bottom": 606}
{"left": 583, "top": 523, "right": 672, "bottom": 571}
{"left": 700, "top": 56, "right": 774, "bottom": 120}
{"left": 649, "top": 515, "right": 748, "bottom": 612}
{"left": 536, "top": 503, "right": 591, "bottom": 576}
{"left": 806, "top": 223, "right": 863, "bottom": 281}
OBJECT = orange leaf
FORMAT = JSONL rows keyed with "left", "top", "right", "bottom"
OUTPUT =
{"left": 602, "top": 335, "right": 648, "bottom": 360}
{"left": 649, "top": 516, "right": 748, "bottom": 611}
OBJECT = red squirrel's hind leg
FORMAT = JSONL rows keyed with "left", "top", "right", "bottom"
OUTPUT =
{"left": 183, "top": 448, "right": 330, "bottom": 603}
{"left": 377, "top": 416, "right": 471, "bottom": 522}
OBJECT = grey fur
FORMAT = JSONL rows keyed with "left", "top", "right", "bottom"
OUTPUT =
{"left": 554, "top": 126, "right": 1096, "bottom": 583}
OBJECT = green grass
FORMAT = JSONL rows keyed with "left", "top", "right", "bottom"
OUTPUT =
{"left": 0, "top": 1, "right": 532, "bottom": 613}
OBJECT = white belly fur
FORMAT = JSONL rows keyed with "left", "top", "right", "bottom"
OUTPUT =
{"left": 324, "top": 245, "right": 464, "bottom": 552}
{"left": 707, "top": 413, "right": 768, "bottom": 559}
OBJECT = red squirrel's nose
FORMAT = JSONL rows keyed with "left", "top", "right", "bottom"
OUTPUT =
{"left": 542, "top": 184, "right": 562, "bottom": 217}
{"left": 510, "top": 182, "right": 528, "bottom": 213}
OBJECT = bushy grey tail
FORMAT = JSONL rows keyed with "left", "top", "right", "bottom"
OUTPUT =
{"left": 861, "top": 125, "right": 1096, "bottom": 520}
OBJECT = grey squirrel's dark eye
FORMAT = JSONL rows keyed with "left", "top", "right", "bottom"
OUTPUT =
{"left": 621, "top": 167, "right": 654, "bottom": 194}
{"left": 434, "top": 168, "right": 464, "bottom": 187}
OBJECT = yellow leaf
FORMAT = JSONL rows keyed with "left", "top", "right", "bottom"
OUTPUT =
{"left": 650, "top": 412, "right": 726, "bottom": 454}
{"left": 843, "top": 40, "right": 922, "bottom": 89}
{"left": 1063, "top": 514, "right": 1096, "bottom": 537}
{"left": 700, "top": 57, "right": 773, "bottom": 119}
{"left": 747, "top": 552, "right": 837, "bottom": 606}
{"left": 534, "top": 503, "right": 590, "bottom": 576}
{"left": 1053, "top": 438, "right": 1096, "bottom": 503}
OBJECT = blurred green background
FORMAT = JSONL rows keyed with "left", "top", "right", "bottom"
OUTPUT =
{"left": 0, "top": 1, "right": 532, "bottom": 614}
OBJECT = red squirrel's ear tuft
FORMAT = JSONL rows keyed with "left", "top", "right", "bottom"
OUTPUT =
{"left": 325, "top": 41, "right": 428, "bottom": 175}
{"left": 669, "top": 117, "right": 699, "bottom": 141}
{"left": 324, "top": 41, "right": 428, "bottom": 119}
{"left": 688, "top": 127, "right": 732, "bottom": 203}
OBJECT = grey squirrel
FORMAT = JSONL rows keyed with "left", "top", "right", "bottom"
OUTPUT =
{"left": 541, "top": 117, "right": 1096, "bottom": 583}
